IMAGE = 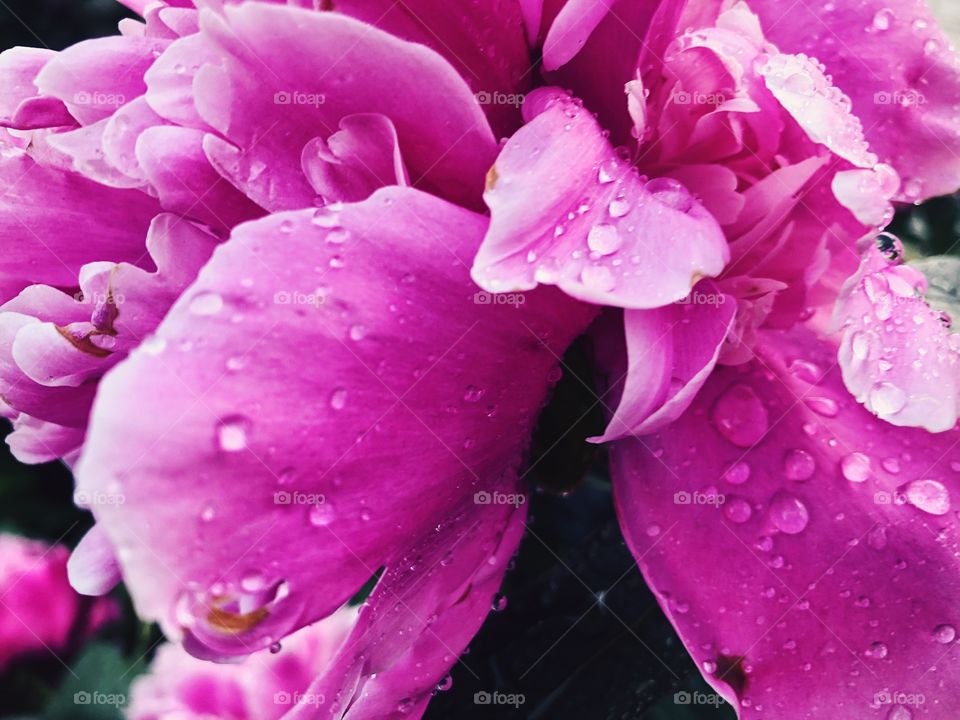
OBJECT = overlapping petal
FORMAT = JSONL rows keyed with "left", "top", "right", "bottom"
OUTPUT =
{"left": 612, "top": 326, "right": 960, "bottom": 718}
{"left": 75, "top": 187, "right": 596, "bottom": 663}
{"left": 472, "top": 88, "right": 729, "bottom": 309}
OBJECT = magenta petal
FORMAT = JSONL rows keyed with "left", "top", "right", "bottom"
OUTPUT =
{"left": 473, "top": 89, "right": 728, "bottom": 309}
{"left": 0, "top": 147, "right": 159, "bottom": 300}
{"left": 0, "top": 47, "right": 74, "bottom": 129}
{"left": 542, "top": 0, "right": 613, "bottom": 71}
{"left": 187, "top": 3, "right": 496, "bottom": 210}
{"left": 289, "top": 499, "right": 526, "bottom": 719}
{"left": 68, "top": 525, "right": 121, "bottom": 596}
{"left": 136, "top": 126, "right": 264, "bottom": 231}
{"left": 834, "top": 235, "right": 960, "bottom": 432}
{"left": 34, "top": 35, "right": 167, "bottom": 125}
{"left": 749, "top": 0, "right": 960, "bottom": 202}
{"left": 597, "top": 281, "right": 736, "bottom": 442}
{"left": 75, "top": 186, "right": 595, "bottom": 656}
{"left": 612, "top": 326, "right": 960, "bottom": 717}
{"left": 301, "top": 113, "right": 408, "bottom": 204}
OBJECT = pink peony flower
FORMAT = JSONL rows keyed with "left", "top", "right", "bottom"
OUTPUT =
{"left": 0, "top": 533, "right": 115, "bottom": 672}
{"left": 127, "top": 607, "right": 355, "bottom": 720}
{"left": 2, "top": 0, "right": 960, "bottom": 718}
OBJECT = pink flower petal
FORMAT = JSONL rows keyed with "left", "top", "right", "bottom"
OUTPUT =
{"left": 748, "top": 0, "right": 960, "bottom": 202}
{"left": 301, "top": 113, "right": 408, "bottom": 204}
{"left": 75, "top": 187, "right": 596, "bottom": 658}
{"left": 596, "top": 281, "right": 736, "bottom": 442}
{"left": 612, "top": 326, "right": 960, "bottom": 717}
{"left": 472, "top": 88, "right": 728, "bottom": 309}
{"left": 834, "top": 234, "right": 960, "bottom": 432}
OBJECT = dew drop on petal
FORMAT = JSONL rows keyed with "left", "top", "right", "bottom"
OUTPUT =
{"left": 330, "top": 388, "right": 348, "bottom": 410}
{"left": 840, "top": 452, "right": 872, "bottom": 483}
{"left": 933, "top": 624, "right": 956, "bottom": 644}
{"left": 724, "top": 497, "right": 753, "bottom": 524}
{"left": 309, "top": 502, "right": 335, "bottom": 527}
{"left": 190, "top": 292, "right": 224, "bottom": 316}
{"left": 903, "top": 479, "right": 950, "bottom": 515}
{"left": 580, "top": 265, "right": 616, "bottom": 292}
{"left": 783, "top": 449, "right": 816, "bottom": 481}
{"left": 492, "top": 593, "right": 508, "bottom": 611}
{"left": 587, "top": 224, "right": 623, "bottom": 256}
{"left": 768, "top": 492, "right": 810, "bottom": 534}
{"left": 711, "top": 384, "right": 769, "bottom": 447}
{"left": 723, "top": 461, "right": 751, "bottom": 485}
{"left": 216, "top": 415, "right": 251, "bottom": 452}
{"left": 864, "top": 641, "right": 888, "bottom": 659}
{"left": 869, "top": 383, "right": 907, "bottom": 416}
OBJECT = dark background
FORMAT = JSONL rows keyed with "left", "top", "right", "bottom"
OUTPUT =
{"left": 1, "top": 1, "right": 957, "bottom": 718}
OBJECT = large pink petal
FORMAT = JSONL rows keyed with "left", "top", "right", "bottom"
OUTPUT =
{"left": 75, "top": 187, "right": 596, "bottom": 660}
{"left": 162, "top": 3, "right": 496, "bottom": 211}
{"left": 834, "top": 234, "right": 960, "bottom": 432}
{"left": 612, "top": 326, "right": 960, "bottom": 718}
{"left": 748, "top": 0, "right": 960, "bottom": 201}
{"left": 472, "top": 88, "right": 728, "bottom": 309}
{"left": 0, "top": 146, "right": 160, "bottom": 300}
{"left": 0, "top": 47, "right": 74, "bottom": 130}
{"left": 326, "top": 0, "right": 532, "bottom": 137}
{"left": 34, "top": 35, "right": 168, "bottom": 125}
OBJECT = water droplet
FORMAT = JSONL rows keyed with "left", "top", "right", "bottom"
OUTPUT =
{"left": 586, "top": 224, "right": 623, "bottom": 256}
{"left": 903, "top": 478, "right": 950, "bottom": 515}
{"left": 269, "top": 641, "right": 282, "bottom": 654}
{"left": 279, "top": 219, "right": 295, "bottom": 234}
{"left": 865, "top": 641, "right": 888, "bottom": 659}
{"left": 216, "top": 415, "right": 251, "bottom": 452}
{"left": 711, "top": 384, "right": 769, "bottom": 448}
{"left": 724, "top": 497, "right": 753, "bottom": 524}
{"left": 784, "top": 449, "right": 816, "bottom": 481}
{"left": 309, "top": 502, "right": 335, "bottom": 527}
{"left": 330, "top": 388, "right": 348, "bottom": 410}
{"left": 768, "top": 492, "right": 810, "bottom": 534}
{"left": 580, "top": 265, "right": 616, "bottom": 292}
{"left": 882, "top": 457, "right": 901, "bottom": 474}
{"left": 723, "top": 461, "right": 751, "bottom": 485}
{"left": 645, "top": 177, "right": 694, "bottom": 212}
{"left": 933, "top": 624, "right": 956, "bottom": 644}
{"left": 348, "top": 324, "right": 367, "bottom": 341}
{"left": 142, "top": 335, "right": 167, "bottom": 356}
{"left": 397, "top": 698, "right": 415, "bottom": 714}
{"left": 805, "top": 396, "right": 839, "bottom": 418}
{"left": 492, "top": 593, "right": 508, "bottom": 611}
{"left": 608, "top": 195, "right": 631, "bottom": 218}
{"left": 436, "top": 674, "right": 453, "bottom": 692}
{"left": 789, "top": 359, "right": 822, "bottom": 384}
{"left": 463, "top": 385, "right": 485, "bottom": 402}
{"left": 840, "top": 452, "right": 872, "bottom": 483}
{"left": 190, "top": 292, "right": 224, "bottom": 316}
{"left": 888, "top": 706, "right": 912, "bottom": 720}
{"left": 870, "top": 7, "right": 894, "bottom": 32}
{"left": 200, "top": 504, "right": 216, "bottom": 522}
{"left": 869, "top": 383, "right": 907, "bottom": 416}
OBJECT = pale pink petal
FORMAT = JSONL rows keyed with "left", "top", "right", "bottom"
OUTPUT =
{"left": 834, "top": 234, "right": 960, "bottom": 432}
{"left": 473, "top": 88, "right": 728, "bottom": 309}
